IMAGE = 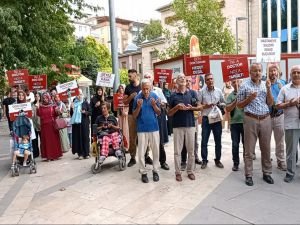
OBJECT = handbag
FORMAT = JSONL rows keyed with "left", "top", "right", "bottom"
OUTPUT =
{"left": 208, "top": 106, "right": 223, "bottom": 124}
{"left": 54, "top": 118, "right": 67, "bottom": 130}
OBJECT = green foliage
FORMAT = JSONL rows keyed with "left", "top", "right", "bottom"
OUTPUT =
{"left": 139, "top": 20, "right": 163, "bottom": 42}
{"left": 0, "top": 0, "right": 100, "bottom": 94}
{"left": 160, "top": 0, "right": 236, "bottom": 59}
{"left": 64, "top": 36, "right": 112, "bottom": 83}
{"left": 119, "top": 69, "right": 129, "bottom": 85}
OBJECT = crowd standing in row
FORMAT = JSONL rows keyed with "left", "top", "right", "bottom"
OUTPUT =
{"left": 2, "top": 64, "right": 300, "bottom": 186}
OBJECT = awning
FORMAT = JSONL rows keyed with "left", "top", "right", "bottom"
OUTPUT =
{"left": 76, "top": 75, "right": 93, "bottom": 87}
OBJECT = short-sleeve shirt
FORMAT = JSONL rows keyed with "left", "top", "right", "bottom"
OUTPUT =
{"left": 237, "top": 78, "right": 270, "bottom": 116}
{"left": 169, "top": 90, "right": 198, "bottom": 128}
{"left": 226, "top": 91, "right": 244, "bottom": 124}
{"left": 198, "top": 87, "right": 225, "bottom": 116}
{"left": 125, "top": 83, "right": 141, "bottom": 115}
{"left": 133, "top": 92, "right": 160, "bottom": 132}
{"left": 277, "top": 83, "right": 300, "bottom": 130}
{"left": 95, "top": 114, "right": 118, "bottom": 133}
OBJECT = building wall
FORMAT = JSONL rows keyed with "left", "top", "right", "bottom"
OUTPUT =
{"left": 141, "top": 42, "right": 165, "bottom": 75}
{"left": 73, "top": 22, "right": 92, "bottom": 39}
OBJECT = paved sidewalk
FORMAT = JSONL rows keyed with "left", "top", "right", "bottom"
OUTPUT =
{"left": 0, "top": 118, "right": 297, "bottom": 224}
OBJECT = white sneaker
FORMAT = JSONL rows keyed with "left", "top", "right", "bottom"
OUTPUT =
{"left": 23, "top": 162, "right": 27, "bottom": 166}
{"left": 99, "top": 156, "right": 106, "bottom": 163}
{"left": 115, "top": 150, "right": 122, "bottom": 157}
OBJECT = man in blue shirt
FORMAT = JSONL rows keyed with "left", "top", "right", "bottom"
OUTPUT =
{"left": 268, "top": 63, "right": 286, "bottom": 171}
{"left": 133, "top": 79, "right": 161, "bottom": 183}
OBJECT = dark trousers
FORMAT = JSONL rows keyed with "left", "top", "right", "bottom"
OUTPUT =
{"left": 230, "top": 123, "right": 244, "bottom": 166}
{"left": 32, "top": 130, "right": 40, "bottom": 158}
{"left": 8, "top": 117, "right": 13, "bottom": 132}
{"left": 201, "top": 116, "right": 222, "bottom": 162}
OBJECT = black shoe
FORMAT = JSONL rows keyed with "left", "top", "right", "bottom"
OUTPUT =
{"left": 214, "top": 160, "right": 224, "bottom": 168}
{"left": 127, "top": 158, "right": 136, "bottom": 167}
{"left": 195, "top": 159, "right": 202, "bottom": 165}
{"left": 232, "top": 165, "right": 239, "bottom": 171}
{"left": 263, "top": 174, "right": 274, "bottom": 184}
{"left": 245, "top": 177, "right": 253, "bottom": 186}
{"left": 161, "top": 162, "right": 170, "bottom": 170}
{"left": 201, "top": 161, "right": 207, "bottom": 169}
{"left": 181, "top": 162, "right": 187, "bottom": 171}
{"left": 153, "top": 172, "right": 159, "bottom": 182}
{"left": 284, "top": 174, "right": 294, "bottom": 183}
{"left": 141, "top": 174, "right": 149, "bottom": 183}
{"left": 145, "top": 156, "right": 153, "bottom": 165}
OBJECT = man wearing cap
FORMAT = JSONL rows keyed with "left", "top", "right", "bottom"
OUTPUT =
{"left": 268, "top": 63, "right": 287, "bottom": 171}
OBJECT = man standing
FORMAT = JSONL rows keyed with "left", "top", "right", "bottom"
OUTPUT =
{"left": 168, "top": 74, "right": 202, "bottom": 182}
{"left": 237, "top": 63, "right": 274, "bottom": 186}
{"left": 277, "top": 65, "right": 300, "bottom": 183}
{"left": 268, "top": 63, "right": 286, "bottom": 171}
{"left": 199, "top": 73, "right": 225, "bottom": 169}
{"left": 3, "top": 89, "right": 17, "bottom": 135}
{"left": 225, "top": 79, "right": 244, "bottom": 171}
{"left": 133, "top": 79, "right": 161, "bottom": 183}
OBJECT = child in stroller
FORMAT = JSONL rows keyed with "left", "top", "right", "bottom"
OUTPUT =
{"left": 12, "top": 135, "right": 31, "bottom": 166}
{"left": 91, "top": 102, "right": 126, "bottom": 173}
{"left": 11, "top": 112, "right": 37, "bottom": 176}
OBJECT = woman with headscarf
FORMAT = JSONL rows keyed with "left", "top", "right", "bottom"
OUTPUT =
{"left": 117, "top": 84, "right": 129, "bottom": 150}
{"left": 54, "top": 94, "right": 70, "bottom": 153}
{"left": 37, "top": 92, "right": 62, "bottom": 161}
{"left": 71, "top": 89, "right": 90, "bottom": 159}
{"left": 90, "top": 87, "right": 105, "bottom": 139}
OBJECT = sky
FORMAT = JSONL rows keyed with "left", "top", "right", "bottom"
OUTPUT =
{"left": 85, "top": 0, "right": 172, "bottom": 22}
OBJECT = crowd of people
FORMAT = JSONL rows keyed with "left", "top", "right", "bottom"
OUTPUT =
{"left": 2, "top": 63, "right": 300, "bottom": 186}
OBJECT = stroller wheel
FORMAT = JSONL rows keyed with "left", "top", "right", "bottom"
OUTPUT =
{"left": 11, "top": 169, "right": 15, "bottom": 177}
{"left": 15, "top": 167, "right": 19, "bottom": 176}
{"left": 119, "top": 156, "right": 127, "bottom": 171}
{"left": 91, "top": 163, "right": 101, "bottom": 174}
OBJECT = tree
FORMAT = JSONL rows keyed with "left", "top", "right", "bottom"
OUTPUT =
{"left": 65, "top": 36, "right": 112, "bottom": 82}
{"left": 0, "top": 0, "right": 99, "bottom": 91}
{"left": 138, "top": 19, "right": 163, "bottom": 43}
{"left": 160, "top": 0, "right": 236, "bottom": 59}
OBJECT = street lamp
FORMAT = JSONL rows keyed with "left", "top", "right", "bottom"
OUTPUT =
{"left": 236, "top": 17, "right": 248, "bottom": 54}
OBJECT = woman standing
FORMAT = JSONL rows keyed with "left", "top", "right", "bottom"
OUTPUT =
{"left": 117, "top": 84, "right": 129, "bottom": 150}
{"left": 54, "top": 94, "right": 70, "bottom": 153}
{"left": 71, "top": 89, "right": 90, "bottom": 159}
{"left": 37, "top": 92, "right": 62, "bottom": 161}
{"left": 31, "top": 92, "right": 41, "bottom": 158}
{"left": 90, "top": 87, "right": 105, "bottom": 139}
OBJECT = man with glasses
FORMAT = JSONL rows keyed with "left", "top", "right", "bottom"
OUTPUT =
{"left": 199, "top": 73, "right": 226, "bottom": 169}
{"left": 237, "top": 63, "right": 274, "bottom": 186}
{"left": 277, "top": 65, "right": 300, "bottom": 183}
{"left": 168, "top": 74, "right": 202, "bottom": 182}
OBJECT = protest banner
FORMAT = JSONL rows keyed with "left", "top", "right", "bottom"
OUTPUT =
{"left": 154, "top": 69, "right": 172, "bottom": 83}
{"left": 256, "top": 38, "right": 281, "bottom": 63}
{"left": 9, "top": 102, "right": 32, "bottom": 121}
{"left": 221, "top": 57, "right": 249, "bottom": 82}
{"left": 56, "top": 80, "right": 79, "bottom": 100}
{"left": 189, "top": 35, "right": 201, "bottom": 57}
{"left": 28, "top": 75, "right": 47, "bottom": 91}
{"left": 185, "top": 55, "right": 210, "bottom": 76}
{"left": 6, "top": 69, "right": 29, "bottom": 86}
{"left": 113, "top": 93, "right": 124, "bottom": 110}
{"left": 96, "top": 72, "right": 115, "bottom": 88}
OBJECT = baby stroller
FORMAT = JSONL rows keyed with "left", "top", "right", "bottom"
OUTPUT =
{"left": 91, "top": 124, "right": 126, "bottom": 174}
{"left": 11, "top": 112, "right": 37, "bottom": 176}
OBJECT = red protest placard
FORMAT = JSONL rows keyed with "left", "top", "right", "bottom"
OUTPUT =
{"left": 56, "top": 80, "right": 79, "bottom": 100}
{"left": 154, "top": 69, "right": 173, "bottom": 83}
{"left": 185, "top": 55, "right": 210, "bottom": 76}
{"left": 8, "top": 103, "right": 32, "bottom": 121}
{"left": 28, "top": 75, "right": 47, "bottom": 91}
{"left": 221, "top": 57, "right": 249, "bottom": 82}
{"left": 113, "top": 93, "right": 124, "bottom": 110}
{"left": 6, "top": 69, "right": 29, "bottom": 86}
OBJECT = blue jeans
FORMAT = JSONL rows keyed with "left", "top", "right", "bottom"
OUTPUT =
{"left": 230, "top": 123, "right": 244, "bottom": 166}
{"left": 201, "top": 116, "right": 222, "bottom": 162}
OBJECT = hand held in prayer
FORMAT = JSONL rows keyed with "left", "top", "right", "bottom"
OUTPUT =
{"left": 249, "top": 92, "right": 258, "bottom": 101}
{"left": 266, "top": 80, "right": 271, "bottom": 89}
{"left": 131, "top": 92, "right": 137, "bottom": 98}
{"left": 150, "top": 98, "right": 157, "bottom": 107}
{"left": 137, "top": 99, "right": 143, "bottom": 107}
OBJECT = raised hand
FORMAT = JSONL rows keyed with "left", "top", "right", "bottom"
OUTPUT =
{"left": 137, "top": 99, "right": 143, "bottom": 107}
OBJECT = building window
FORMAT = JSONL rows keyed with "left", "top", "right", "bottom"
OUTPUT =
{"left": 79, "top": 25, "right": 82, "bottom": 31}
{"left": 138, "top": 63, "right": 142, "bottom": 74}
